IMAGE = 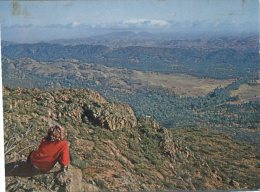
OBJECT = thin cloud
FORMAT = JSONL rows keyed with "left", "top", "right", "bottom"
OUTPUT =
{"left": 122, "top": 19, "right": 170, "bottom": 28}
{"left": 71, "top": 21, "right": 81, "bottom": 27}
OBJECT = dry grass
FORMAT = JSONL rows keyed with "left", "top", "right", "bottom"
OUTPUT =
{"left": 230, "top": 81, "right": 260, "bottom": 103}
{"left": 133, "top": 71, "right": 233, "bottom": 96}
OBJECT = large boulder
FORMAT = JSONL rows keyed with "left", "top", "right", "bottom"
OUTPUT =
{"left": 83, "top": 102, "right": 137, "bottom": 131}
{"left": 55, "top": 166, "right": 84, "bottom": 192}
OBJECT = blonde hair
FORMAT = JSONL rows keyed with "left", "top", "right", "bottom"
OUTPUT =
{"left": 46, "top": 125, "right": 67, "bottom": 142}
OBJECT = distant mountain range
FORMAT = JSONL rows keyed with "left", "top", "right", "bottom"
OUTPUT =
{"left": 47, "top": 31, "right": 258, "bottom": 49}
{"left": 2, "top": 34, "right": 258, "bottom": 80}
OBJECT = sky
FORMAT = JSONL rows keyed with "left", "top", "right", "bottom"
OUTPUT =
{"left": 0, "top": 0, "right": 259, "bottom": 42}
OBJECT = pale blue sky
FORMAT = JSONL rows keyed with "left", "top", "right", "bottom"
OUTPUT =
{"left": 0, "top": 0, "right": 259, "bottom": 42}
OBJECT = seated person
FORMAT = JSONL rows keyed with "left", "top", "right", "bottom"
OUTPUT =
{"left": 27, "top": 125, "right": 70, "bottom": 173}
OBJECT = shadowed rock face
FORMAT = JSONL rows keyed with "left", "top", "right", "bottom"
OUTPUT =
{"left": 83, "top": 102, "right": 137, "bottom": 131}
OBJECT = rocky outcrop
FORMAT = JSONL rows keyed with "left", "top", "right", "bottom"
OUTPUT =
{"left": 138, "top": 116, "right": 160, "bottom": 130}
{"left": 83, "top": 102, "right": 137, "bottom": 131}
{"left": 160, "top": 129, "right": 194, "bottom": 160}
{"left": 160, "top": 129, "right": 179, "bottom": 158}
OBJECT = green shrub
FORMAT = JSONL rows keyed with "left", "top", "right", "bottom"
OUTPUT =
{"left": 162, "top": 180, "right": 175, "bottom": 189}
{"left": 94, "top": 179, "right": 108, "bottom": 191}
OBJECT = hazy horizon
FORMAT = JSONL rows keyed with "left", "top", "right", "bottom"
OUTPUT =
{"left": 0, "top": 0, "right": 259, "bottom": 43}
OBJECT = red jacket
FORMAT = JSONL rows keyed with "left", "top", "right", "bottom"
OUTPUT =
{"left": 29, "top": 138, "right": 70, "bottom": 172}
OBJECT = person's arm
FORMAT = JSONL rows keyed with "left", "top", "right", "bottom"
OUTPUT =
{"left": 58, "top": 141, "right": 70, "bottom": 171}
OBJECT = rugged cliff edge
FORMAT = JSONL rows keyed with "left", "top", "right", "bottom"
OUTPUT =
{"left": 4, "top": 87, "right": 259, "bottom": 191}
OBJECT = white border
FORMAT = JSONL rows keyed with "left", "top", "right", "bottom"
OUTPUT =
{"left": 0, "top": 24, "right": 6, "bottom": 192}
